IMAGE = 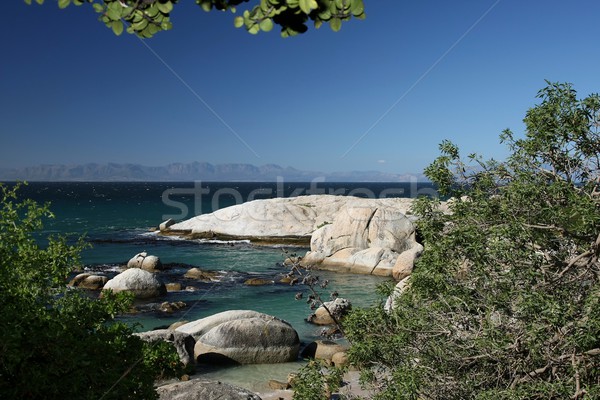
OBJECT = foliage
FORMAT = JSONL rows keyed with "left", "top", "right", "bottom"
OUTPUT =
{"left": 141, "top": 340, "right": 188, "bottom": 380}
{"left": 343, "top": 82, "right": 600, "bottom": 399}
{"left": 292, "top": 359, "right": 345, "bottom": 400}
{"left": 0, "top": 184, "right": 181, "bottom": 400}
{"left": 25, "top": 0, "right": 366, "bottom": 38}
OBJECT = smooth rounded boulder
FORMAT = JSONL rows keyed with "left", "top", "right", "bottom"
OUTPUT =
{"left": 127, "top": 252, "right": 164, "bottom": 272}
{"left": 68, "top": 273, "right": 108, "bottom": 290}
{"left": 312, "top": 298, "right": 352, "bottom": 325}
{"left": 176, "top": 310, "right": 300, "bottom": 365}
{"left": 102, "top": 268, "right": 166, "bottom": 299}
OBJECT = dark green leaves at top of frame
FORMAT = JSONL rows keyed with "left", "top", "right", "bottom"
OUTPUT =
{"left": 232, "top": 0, "right": 365, "bottom": 36}
{"left": 24, "top": 0, "right": 176, "bottom": 38}
{"left": 24, "top": 0, "right": 365, "bottom": 37}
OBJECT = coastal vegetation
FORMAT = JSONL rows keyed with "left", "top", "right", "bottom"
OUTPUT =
{"left": 0, "top": 184, "right": 182, "bottom": 399}
{"left": 343, "top": 82, "right": 600, "bottom": 399}
{"left": 24, "top": 0, "right": 366, "bottom": 37}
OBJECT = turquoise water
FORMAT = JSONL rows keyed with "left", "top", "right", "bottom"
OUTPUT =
{"left": 8, "top": 181, "right": 431, "bottom": 386}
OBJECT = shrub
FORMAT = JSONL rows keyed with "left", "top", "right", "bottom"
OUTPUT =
{"left": 344, "top": 82, "right": 600, "bottom": 399}
{"left": 0, "top": 184, "right": 179, "bottom": 399}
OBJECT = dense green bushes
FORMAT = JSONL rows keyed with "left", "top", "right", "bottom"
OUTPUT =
{"left": 0, "top": 184, "right": 179, "bottom": 399}
{"left": 344, "top": 82, "right": 600, "bottom": 399}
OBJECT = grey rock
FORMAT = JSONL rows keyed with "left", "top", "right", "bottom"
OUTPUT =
{"left": 176, "top": 310, "right": 299, "bottom": 365}
{"left": 312, "top": 298, "right": 352, "bottom": 326}
{"left": 127, "top": 252, "right": 164, "bottom": 271}
{"left": 157, "top": 379, "right": 262, "bottom": 400}
{"left": 102, "top": 268, "right": 166, "bottom": 299}
{"left": 68, "top": 273, "right": 108, "bottom": 290}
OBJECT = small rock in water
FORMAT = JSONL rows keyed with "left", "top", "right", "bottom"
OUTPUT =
{"left": 244, "top": 278, "right": 274, "bottom": 286}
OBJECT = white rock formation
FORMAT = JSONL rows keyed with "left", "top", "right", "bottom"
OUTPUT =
{"left": 169, "top": 195, "right": 421, "bottom": 278}
{"left": 301, "top": 200, "right": 422, "bottom": 277}
{"left": 169, "top": 195, "right": 415, "bottom": 241}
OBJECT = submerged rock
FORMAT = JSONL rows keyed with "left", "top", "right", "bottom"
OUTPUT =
{"left": 176, "top": 310, "right": 300, "bottom": 365}
{"left": 183, "top": 267, "right": 218, "bottom": 281}
{"left": 243, "top": 278, "right": 274, "bottom": 286}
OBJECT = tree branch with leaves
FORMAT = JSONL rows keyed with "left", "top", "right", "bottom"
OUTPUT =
{"left": 25, "top": 0, "right": 366, "bottom": 37}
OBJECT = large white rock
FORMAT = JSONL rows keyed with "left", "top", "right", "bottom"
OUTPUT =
{"left": 169, "top": 195, "right": 415, "bottom": 241}
{"left": 302, "top": 201, "right": 421, "bottom": 278}
{"left": 102, "top": 268, "right": 166, "bottom": 299}
{"left": 176, "top": 310, "right": 299, "bottom": 365}
{"left": 169, "top": 195, "right": 420, "bottom": 278}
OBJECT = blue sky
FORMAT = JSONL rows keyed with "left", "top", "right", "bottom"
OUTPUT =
{"left": 1, "top": 0, "right": 600, "bottom": 175}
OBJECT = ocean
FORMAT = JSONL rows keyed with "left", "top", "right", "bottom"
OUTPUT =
{"left": 7, "top": 181, "right": 436, "bottom": 391}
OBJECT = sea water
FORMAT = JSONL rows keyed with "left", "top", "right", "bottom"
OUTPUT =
{"left": 7, "top": 181, "right": 435, "bottom": 391}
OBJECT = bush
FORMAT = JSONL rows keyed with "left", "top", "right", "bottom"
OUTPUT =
{"left": 0, "top": 184, "right": 179, "bottom": 399}
{"left": 344, "top": 82, "right": 600, "bottom": 399}
{"left": 292, "top": 360, "right": 345, "bottom": 400}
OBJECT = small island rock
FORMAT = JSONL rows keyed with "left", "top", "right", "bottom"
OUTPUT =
{"left": 102, "top": 268, "right": 166, "bottom": 299}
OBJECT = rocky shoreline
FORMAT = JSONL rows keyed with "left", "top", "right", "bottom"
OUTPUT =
{"left": 76, "top": 194, "right": 437, "bottom": 399}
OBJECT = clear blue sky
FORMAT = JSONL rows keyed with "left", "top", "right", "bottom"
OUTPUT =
{"left": 1, "top": 0, "right": 600, "bottom": 175}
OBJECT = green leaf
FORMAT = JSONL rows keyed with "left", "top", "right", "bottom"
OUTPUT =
{"left": 234, "top": 16, "right": 244, "bottom": 28}
{"left": 132, "top": 18, "right": 149, "bottom": 31}
{"left": 156, "top": 1, "right": 173, "bottom": 14}
{"left": 24, "top": 0, "right": 33, "bottom": 5}
{"left": 259, "top": 18, "right": 274, "bottom": 32}
{"left": 92, "top": 3, "right": 104, "bottom": 13}
{"left": 199, "top": 1, "right": 212, "bottom": 12}
{"left": 58, "top": 0, "right": 70, "bottom": 9}
{"left": 298, "top": 0, "right": 318, "bottom": 14}
{"left": 111, "top": 20, "right": 124, "bottom": 36}
{"left": 329, "top": 17, "right": 341, "bottom": 32}
{"left": 106, "top": 7, "right": 121, "bottom": 21}
{"left": 350, "top": 0, "right": 364, "bottom": 16}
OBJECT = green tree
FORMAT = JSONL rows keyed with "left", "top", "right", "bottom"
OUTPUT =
{"left": 344, "top": 82, "right": 600, "bottom": 399}
{"left": 25, "top": 0, "right": 366, "bottom": 38}
{"left": 0, "top": 184, "right": 176, "bottom": 399}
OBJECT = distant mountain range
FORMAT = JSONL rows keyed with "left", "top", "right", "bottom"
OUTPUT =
{"left": 0, "top": 162, "right": 427, "bottom": 182}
